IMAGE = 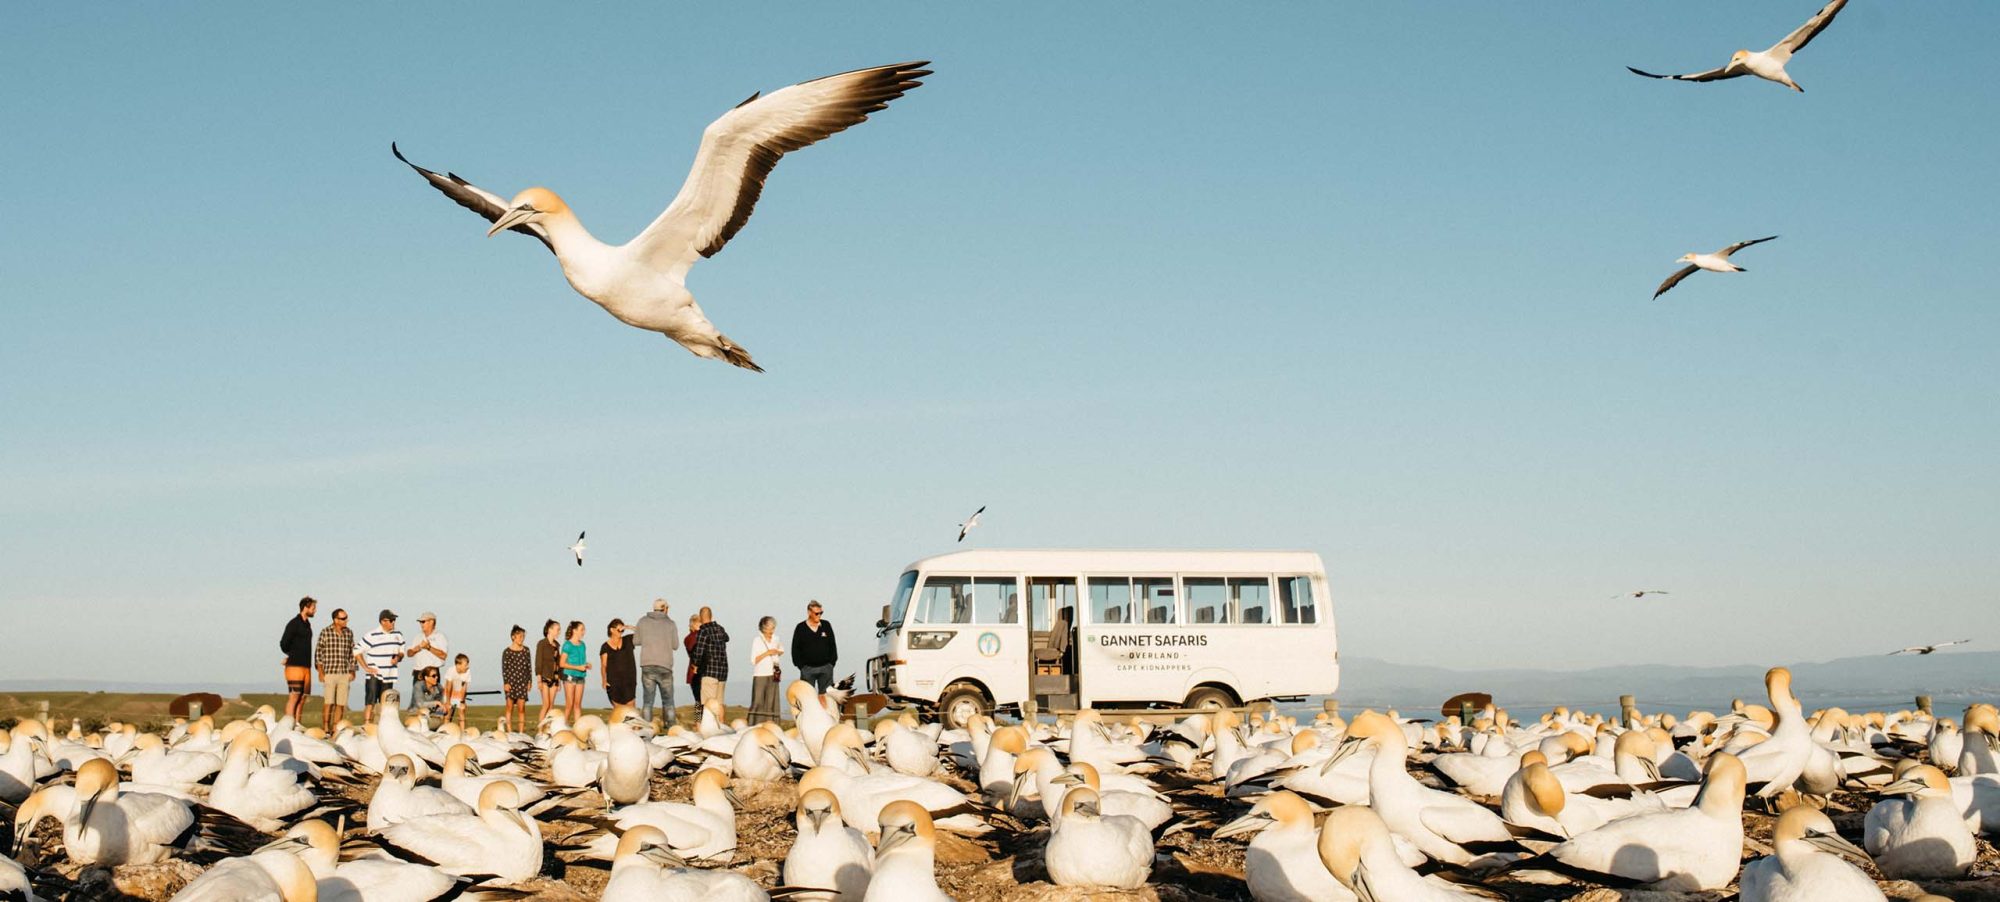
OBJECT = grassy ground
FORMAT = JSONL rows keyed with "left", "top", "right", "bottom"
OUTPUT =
{"left": 0, "top": 691, "right": 770, "bottom": 732}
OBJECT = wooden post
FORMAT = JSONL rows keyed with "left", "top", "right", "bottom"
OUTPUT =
{"left": 1459, "top": 700, "right": 1475, "bottom": 723}
{"left": 1022, "top": 699, "right": 1039, "bottom": 725}
{"left": 1915, "top": 695, "right": 1932, "bottom": 715}
{"left": 1322, "top": 699, "right": 1340, "bottom": 714}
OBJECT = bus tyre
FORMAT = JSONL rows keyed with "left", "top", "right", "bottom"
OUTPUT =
{"left": 1184, "top": 686, "right": 1235, "bottom": 711}
{"left": 938, "top": 683, "right": 989, "bottom": 730}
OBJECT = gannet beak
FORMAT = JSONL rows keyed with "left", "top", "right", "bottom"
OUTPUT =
{"left": 1879, "top": 778, "right": 1924, "bottom": 796}
{"left": 1212, "top": 812, "right": 1270, "bottom": 840}
{"left": 1805, "top": 831, "right": 1872, "bottom": 867}
{"left": 256, "top": 835, "right": 307, "bottom": 854}
{"left": 806, "top": 808, "right": 829, "bottom": 832}
{"left": 876, "top": 823, "right": 914, "bottom": 854}
{"left": 1008, "top": 772, "right": 1030, "bottom": 808}
{"left": 723, "top": 787, "right": 745, "bottom": 809}
{"left": 639, "top": 842, "right": 687, "bottom": 868}
{"left": 1321, "top": 737, "right": 1363, "bottom": 773}
{"left": 488, "top": 205, "right": 538, "bottom": 237}
{"left": 1050, "top": 773, "right": 1083, "bottom": 787}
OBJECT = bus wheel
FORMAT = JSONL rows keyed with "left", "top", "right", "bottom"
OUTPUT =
{"left": 1184, "top": 686, "right": 1235, "bottom": 711}
{"left": 938, "top": 683, "right": 990, "bottom": 730}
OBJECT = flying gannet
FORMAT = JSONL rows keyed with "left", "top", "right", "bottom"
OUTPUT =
{"left": 1653, "top": 236, "right": 1778, "bottom": 299}
{"left": 569, "top": 531, "right": 586, "bottom": 567}
{"left": 1889, "top": 639, "right": 1971, "bottom": 656}
{"left": 1627, "top": 0, "right": 1848, "bottom": 93}
{"left": 1612, "top": 589, "right": 1671, "bottom": 600}
{"left": 957, "top": 505, "right": 984, "bottom": 543}
{"left": 395, "top": 61, "right": 931, "bottom": 371}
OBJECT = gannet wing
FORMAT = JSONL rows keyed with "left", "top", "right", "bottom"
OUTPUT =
{"left": 1772, "top": 0, "right": 1848, "bottom": 58}
{"left": 1626, "top": 64, "right": 1738, "bottom": 83}
{"left": 628, "top": 61, "right": 931, "bottom": 277}
{"left": 391, "top": 143, "right": 554, "bottom": 254}
{"left": 1653, "top": 264, "right": 1700, "bottom": 300}
{"left": 1720, "top": 235, "right": 1779, "bottom": 257}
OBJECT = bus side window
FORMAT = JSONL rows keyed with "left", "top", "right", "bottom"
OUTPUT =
{"left": 1185, "top": 577, "right": 1229, "bottom": 624}
{"left": 920, "top": 576, "right": 973, "bottom": 624}
{"left": 1279, "top": 575, "right": 1315, "bottom": 624}
{"left": 1137, "top": 577, "right": 1175, "bottom": 624}
{"left": 1233, "top": 577, "right": 1271, "bottom": 624}
{"left": 974, "top": 577, "right": 1017, "bottom": 624}
{"left": 1088, "top": 577, "right": 1129, "bottom": 624}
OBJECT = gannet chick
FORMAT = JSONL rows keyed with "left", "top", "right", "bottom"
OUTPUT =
{"left": 1044, "top": 787, "right": 1152, "bottom": 889}
{"left": 1316, "top": 805, "right": 1491, "bottom": 900}
{"left": 1740, "top": 805, "right": 1883, "bottom": 901}
{"left": 784, "top": 788, "right": 872, "bottom": 901}
{"left": 1868, "top": 764, "right": 1975, "bottom": 878}
{"left": 863, "top": 801, "right": 951, "bottom": 902}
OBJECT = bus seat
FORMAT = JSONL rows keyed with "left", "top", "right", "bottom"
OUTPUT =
{"left": 1034, "top": 608, "right": 1070, "bottom": 664}
{"left": 1242, "top": 606, "right": 1264, "bottom": 623}
{"left": 1149, "top": 605, "right": 1168, "bottom": 623}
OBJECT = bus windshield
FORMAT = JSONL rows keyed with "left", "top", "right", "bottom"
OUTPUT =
{"left": 886, "top": 570, "right": 919, "bottom": 629}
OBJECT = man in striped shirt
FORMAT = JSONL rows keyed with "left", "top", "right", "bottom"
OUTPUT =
{"left": 356, "top": 609, "right": 406, "bottom": 725}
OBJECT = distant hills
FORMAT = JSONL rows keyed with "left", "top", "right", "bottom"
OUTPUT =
{"left": 1331, "top": 650, "right": 1999, "bottom": 715}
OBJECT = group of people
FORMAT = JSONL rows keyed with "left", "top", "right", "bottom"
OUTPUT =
{"left": 277, "top": 595, "right": 841, "bottom": 732}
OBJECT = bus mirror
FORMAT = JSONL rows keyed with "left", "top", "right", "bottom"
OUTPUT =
{"left": 878, "top": 605, "right": 890, "bottom": 629}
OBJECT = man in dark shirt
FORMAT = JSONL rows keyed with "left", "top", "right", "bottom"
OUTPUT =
{"left": 790, "top": 599, "right": 838, "bottom": 694}
{"left": 279, "top": 596, "right": 317, "bottom": 723}
{"left": 690, "top": 606, "right": 730, "bottom": 707}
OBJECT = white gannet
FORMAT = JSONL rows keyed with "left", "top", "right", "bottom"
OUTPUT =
{"left": 956, "top": 506, "right": 984, "bottom": 543}
{"left": 863, "top": 801, "right": 952, "bottom": 902}
{"left": 1653, "top": 236, "right": 1779, "bottom": 299}
{"left": 601, "top": 825, "right": 768, "bottom": 902}
{"left": 62, "top": 758, "right": 198, "bottom": 866}
{"left": 122, "top": 733, "right": 222, "bottom": 793}
{"left": 1958, "top": 705, "right": 2000, "bottom": 775}
{"left": 365, "top": 754, "right": 470, "bottom": 831}
{"left": 378, "top": 782, "right": 542, "bottom": 883}
{"left": 394, "top": 61, "right": 931, "bottom": 371}
{"left": 1052, "top": 762, "right": 1176, "bottom": 833}
{"left": 1044, "top": 786, "right": 1152, "bottom": 889}
{"left": 1501, "top": 757, "right": 1661, "bottom": 840}
{"left": 270, "top": 819, "right": 464, "bottom": 902}
{"left": 439, "top": 744, "right": 545, "bottom": 809}
{"left": 1611, "top": 589, "right": 1671, "bottom": 600}
{"left": 1627, "top": 0, "right": 1848, "bottom": 92}
{"left": 210, "top": 730, "right": 319, "bottom": 831}
{"left": 568, "top": 531, "right": 587, "bottom": 566}
{"left": 876, "top": 716, "right": 940, "bottom": 778}
{"left": 730, "top": 722, "right": 793, "bottom": 785}
{"left": 1321, "top": 711, "right": 1512, "bottom": 866}
{"left": 1740, "top": 805, "right": 1884, "bottom": 902}
{"left": 169, "top": 847, "right": 318, "bottom": 902}
{"left": 566, "top": 768, "right": 739, "bottom": 864}
{"left": 1215, "top": 791, "right": 1354, "bottom": 902}
{"left": 0, "top": 855, "right": 41, "bottom": 902}
{"left": 548, "top": 729, "right": 607, "bottom": 788}
{"left": 1867, "top": 764, "right": 1974, "bottom": 878}
{"left": 597, "top": 720, "right": 653, "bottom": 805}
{"left": 1537, "top": 752, "right": 1747, "bottom": 891}
{"left": 784, "top": 788, "right": 873, "bottom": 901}
{"left": 1890, "top": 639, "right": 1971, "bottom": 655}
{"left": 1315, "top": 805, "right": 1492, "bottom": 901}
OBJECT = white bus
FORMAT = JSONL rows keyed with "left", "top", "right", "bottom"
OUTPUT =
{"left": 866, "top": 549, "right": 1337, "bottom": 727}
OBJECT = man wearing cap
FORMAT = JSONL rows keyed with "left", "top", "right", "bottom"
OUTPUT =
{"left": 404, "top": 612, "right": 450, "bottom": 703}
{"left": 357, "top": 609, "right": 406, "bottom": 724}
{"left": 791, "top": 599, "right": 838, "bottom": 695}
{"left": 633, "top": 599, "right": 679, "bottom": 726}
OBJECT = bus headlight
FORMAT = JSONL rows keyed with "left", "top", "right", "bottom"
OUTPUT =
{"left": 907, "top": 631, "right": 957, "bottom": 650}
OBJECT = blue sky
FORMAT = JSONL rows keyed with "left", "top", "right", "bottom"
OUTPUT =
{"left": 4, "top": 4, "right": 1997, "bottom": 703}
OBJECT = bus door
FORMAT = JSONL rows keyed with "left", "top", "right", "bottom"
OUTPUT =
{"left": 1027, "top": 576, "right": 1079, "bottom": 709}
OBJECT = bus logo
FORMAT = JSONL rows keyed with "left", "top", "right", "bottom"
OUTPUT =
{"left": 976, "top": 632, "right": 1001, "bottom": 657}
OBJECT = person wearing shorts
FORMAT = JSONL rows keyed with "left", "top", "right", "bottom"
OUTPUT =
{"left": 314, "top": 606, "right": 356, "bottom": 728}
{"left": 535, "top": 619, "right": 562, "bottom": 728}
{"left": 280, "top": 597, "right": 317, "bottom": 723}
{"left": 357, "top": 610, "right": 405, "bottom": 724}
{"left": 560, "top": 620, "right": 590, "bottom": 723}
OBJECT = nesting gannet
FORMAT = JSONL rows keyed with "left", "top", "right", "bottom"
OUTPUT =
{"left": 1043, "top": 786, "right": 1152, "bottom": 889}
{"left": 1740, "top": 806, "right": 1883, "bottom": 902}
{"left": 1321, "top": 711, "right": 1512, "bottom": 865}
{"left": 210, "top": 730, "right": 320, "bottom": 831}
{"left": 169, "top": 847, "right": 318, "bottom": 902}
{"left": 1889, "top": 639, "right": 1971, "bottom": 655}
{"left": 394, "top": 61, "right": 931, "bottom": 371}
{"left": 860, "top": 801, "right": 950, "bottom": 902}
{"left": 1315, "top": 805, "right": 1492, "bottom": 901}
{"left": 269, "top": 819, "right": 464, "bottom": 902}
{"left": 1627, "top": 0, "right": 1848, "bottom": 92}
{"left": 568, "top": 531, "right": 586, "bottom": 566}
{"left": 876, "top": 716, "right": 941, "bottom": 778}
{"left": 439, "top": 744, "right": 545, "bottom": 809}
{"left": 730, "top": 722, "right": 793, "bottom": 785}
{"left": 0, "top": 856, "right": 40, "bottom": 902}
{"left": 1867, "top": 764, "right": 1975, "bottom": 878}
{"left": 956, "top": 506, "right": 984, "bottom": 543}
{"left": 784, "top": 788, "right": 873, "bottom": 901}
{"left": 378, "top": 782, "right": 542, "bottom": 883}
{"left": 1535, "top": 752, "right": 1747, "bottom": 891}
{"left": 566, "top": 768, "right": 739, "bottom": 863}
{"left": 601, "top": 825, "right": 768, "bottom": 902}
{"left": 1216, "top": 791, "right": 1355, "bottom": 902}
{"left": 123, "top": 733, "right": 222, "bottom": 792}
{"left": 365, "top": 754, "right": 470, "bottom": 831}
{"left": 1653, "top": 236, "right": 1779, "bottom": 299}
{"left": 63, "top": 758, "right": 198, "bottom": 866}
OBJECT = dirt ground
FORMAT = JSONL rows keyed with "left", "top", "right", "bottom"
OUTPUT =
{"left": 16, "top": 749, "right": 2000, "bottom": 900}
